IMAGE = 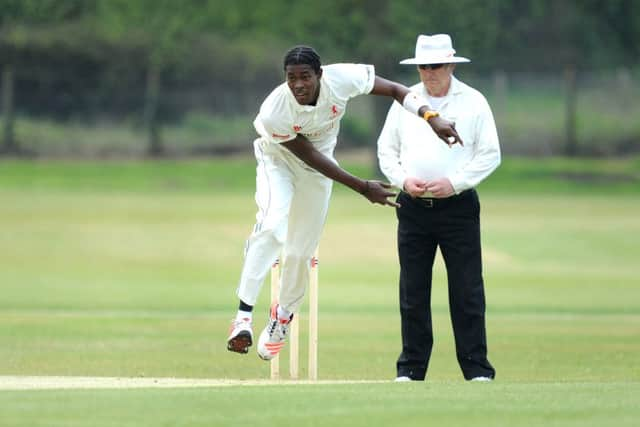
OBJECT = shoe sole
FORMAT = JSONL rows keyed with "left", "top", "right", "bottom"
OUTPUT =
{"left": 227, "top": 331, "right": 252, "bottom": 354}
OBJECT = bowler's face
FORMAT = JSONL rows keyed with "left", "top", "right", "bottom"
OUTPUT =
{"left": 286, "top": 64, "right": 322, "bottom": 106}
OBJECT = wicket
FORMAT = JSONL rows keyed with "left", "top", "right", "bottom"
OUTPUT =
{"left": 269, "top": 248, "right": 319, "bottom": 380}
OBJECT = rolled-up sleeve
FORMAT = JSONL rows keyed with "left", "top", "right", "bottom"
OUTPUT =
{"left": 324, "top": 64, "right": 376, "bottom": 100}
{"left": 254, "top": 112, "right": 296, "bottom": 145}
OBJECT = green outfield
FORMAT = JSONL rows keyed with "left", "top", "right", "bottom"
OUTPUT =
{"left": 0, "top": 156, "right": 639, "bottom": 426}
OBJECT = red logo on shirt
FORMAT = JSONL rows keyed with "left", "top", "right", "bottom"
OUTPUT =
{"left": 293, "top": 125, "right": 302, "bottom": 132}
{"left": 330, "top": 105, "right": 339, "bottom": 117}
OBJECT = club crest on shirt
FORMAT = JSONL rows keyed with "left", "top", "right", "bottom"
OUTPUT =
{"left": 330, "top": 105, "right": 339, "bottom": 118}
{"left": 293, "top": 125, "right": 302, "bottom": 132}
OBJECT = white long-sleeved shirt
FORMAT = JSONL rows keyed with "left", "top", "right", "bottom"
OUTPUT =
{"left": 377, "top": 76, "right": 501, "bottom": 195}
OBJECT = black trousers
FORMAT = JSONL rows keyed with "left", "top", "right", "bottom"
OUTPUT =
{"left": 395, "top": 190, "right": 495, "bottom": 380}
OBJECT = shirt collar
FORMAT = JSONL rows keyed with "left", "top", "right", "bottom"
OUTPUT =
{"left": 449, "top": 75, "right": 463, "bottom": 95}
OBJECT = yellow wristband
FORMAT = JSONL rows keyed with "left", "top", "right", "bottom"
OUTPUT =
{"left": 423, "top": 110, "right": 439, "bottom": 121}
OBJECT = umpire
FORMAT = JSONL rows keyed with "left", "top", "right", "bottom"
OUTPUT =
{"left": 377, "top": 34, "right": 500, "bottom": 381}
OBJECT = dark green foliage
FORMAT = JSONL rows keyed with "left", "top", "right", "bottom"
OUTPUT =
{"left": 0, "top": 0, "right": 638, "bottom": 155}
{"left": 1, "top": 0, "right": 637, "bottom": 117}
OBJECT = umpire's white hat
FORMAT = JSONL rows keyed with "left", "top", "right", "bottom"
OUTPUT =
{"left": 400, "top": 34, "right": 470, "bottom": 65}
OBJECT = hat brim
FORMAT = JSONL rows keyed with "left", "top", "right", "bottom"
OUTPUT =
{"left": 399, "top": 56, "right": 470, "bottom": 65}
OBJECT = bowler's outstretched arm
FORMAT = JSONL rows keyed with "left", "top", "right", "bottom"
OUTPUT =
{"left": 282, "top": 134, "right": 399, "bottom": 207}
{"left": 371, "top": 76, "right": 463, "bottom": 146}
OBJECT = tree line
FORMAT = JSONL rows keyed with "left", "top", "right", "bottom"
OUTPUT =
{"left": 1, "top": 0, "right": 638, "bottom": 155}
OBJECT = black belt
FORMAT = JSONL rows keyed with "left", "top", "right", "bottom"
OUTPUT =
{"left": 401, "top": 189, "right": 472, "bottom": 208}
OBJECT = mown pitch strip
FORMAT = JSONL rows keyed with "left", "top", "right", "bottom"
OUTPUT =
{"left": 0, "top": 376, "right": 388, "bottom": 390}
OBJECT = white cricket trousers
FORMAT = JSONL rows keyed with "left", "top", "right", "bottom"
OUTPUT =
{"left": 236, "top": 139, "right": 333, "bottom": 313}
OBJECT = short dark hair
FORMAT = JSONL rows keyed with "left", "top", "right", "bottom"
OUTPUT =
{"left": 283, "top": 45, "right": 322, "bottom": 74}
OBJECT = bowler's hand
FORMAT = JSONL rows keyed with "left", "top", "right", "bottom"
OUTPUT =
{"left": 362, "top": 180, "right": 400, "bottom": 207}
{"left": 425, "top": 177, "right": 456, "bottom": 198}
{"left": 427, "top": 116, "right": 463, "bottom": 147}
{"left": 403, "top": 177, "right": 428, "bottom": 198}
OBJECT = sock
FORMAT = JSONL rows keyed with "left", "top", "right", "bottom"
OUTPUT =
{"left": 235, "top": 310, "right": 252, "bottom": 322}
{"left": 277, "top": 305, "right": 291, "bottom": 321}
{"left": 238, "top": 300, "right": 253, "bottom": 312}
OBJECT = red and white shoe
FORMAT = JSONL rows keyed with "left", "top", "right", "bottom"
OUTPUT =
{"left": 257, "top": 304, "right": 293, "bottom": 361}
{"left": 227, "top": 317, "right": 253, "bottom": 354}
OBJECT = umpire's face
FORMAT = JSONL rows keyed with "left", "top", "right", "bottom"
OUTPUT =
{"left": 286, "top": 64, "right": 323, "bottom": 106}
{"left": 417, "top": 63, "right": 456, "bottom": 97}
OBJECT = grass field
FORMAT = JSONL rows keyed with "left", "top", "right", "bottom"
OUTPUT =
{"left": 0, "top": 156, "right": 639, "bottom": 426}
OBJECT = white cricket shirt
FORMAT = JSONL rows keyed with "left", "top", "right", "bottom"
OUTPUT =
{"left": 377, "top": 76, "right": 501, "bottom": 194}
{"left": 254, "top": 63, "right": 376, "bottom": 158}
